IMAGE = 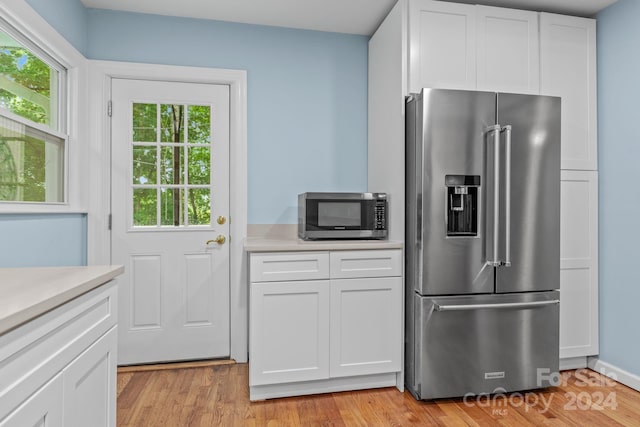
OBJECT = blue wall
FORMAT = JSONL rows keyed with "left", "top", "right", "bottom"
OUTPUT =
{"left": 7, "top": 1, "right": 368, "bottom": 268}
{"left": 0, "top": 214, "right": 87, "bottom": 267}
{"left": 26, "top": 0, "right": 88, "bottom": 55}
{"left": 597, "top": 0, "right": 640, "bottom": 377}
{"left": 1, "top": 1, "right": 89, "bottom": 268}
{"left": 21, "top": 3, "right": 369, "bottom": 225}
{"left": 86, "top": 10, "right": 369, "bottom": 224}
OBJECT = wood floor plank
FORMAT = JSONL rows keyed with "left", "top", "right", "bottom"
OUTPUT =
{"left": 117, "top": 359, "right": 235, "bottom": 373}
{"left": 117, "top": 365, "right": 640, "bottom": 426}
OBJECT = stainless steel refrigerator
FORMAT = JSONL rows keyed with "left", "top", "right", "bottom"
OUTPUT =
{"left": 405, "top": 88, "right": 561, "bottom": 400}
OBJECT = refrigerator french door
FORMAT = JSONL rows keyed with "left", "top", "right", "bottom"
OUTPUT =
{"left": 405, "top": 88, "right": 561, "bottom": 400}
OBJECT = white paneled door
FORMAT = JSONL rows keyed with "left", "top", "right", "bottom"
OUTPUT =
{"left": 111, "top": 78, "right": 230, "bottom": 364}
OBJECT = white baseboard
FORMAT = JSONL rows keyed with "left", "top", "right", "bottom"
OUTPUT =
{"left": 560, "top": 356, "right": 587, "bottom": 370}
{"left": 250, "top": 372, "right": 397, "bottom": 401}
{"left": 587, "top": 357, "right": 640, "bottom": 392}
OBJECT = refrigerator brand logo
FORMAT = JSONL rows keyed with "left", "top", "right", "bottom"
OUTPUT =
{"left": 485, "top": 371, "right": 505, "bottom": 380}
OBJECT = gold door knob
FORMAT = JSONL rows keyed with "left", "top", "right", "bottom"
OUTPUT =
{"left": 217, "top": 216, "right": 226, "bottom": 225}
{"left": 206, "top": 235, "right": 226, "bottom": 245}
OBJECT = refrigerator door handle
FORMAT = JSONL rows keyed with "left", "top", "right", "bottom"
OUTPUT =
{"left": 486, "top": 124, "right": 501, "bottom": 267}
{"left": 433, "top": 300, "right": 560, "bottom": 311}
{"left": 501, "top": 125, "right": 512, "bottom": 267}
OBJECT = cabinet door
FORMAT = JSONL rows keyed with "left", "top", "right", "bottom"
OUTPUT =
{"left": 560, "top": 171, "right": 598, "bottom": 358}
{"left": 330, "top": 277, "right": 402, "bottom": 377}
{"left": 540, "top": 13, "right": 597, "bottom": 170}
{"left": 409, "top": 0, "right": 476, "bottom": 92}
{"left": 0, "top": 374, "right": 63, "bottom": 427}
{"left": 476, "top": 6, "right": 539, "bottom": 94}
{"left": 63, "top": 327, "right": 117, "bottom": 427}
{"left": 250, "top": 281, "right": 330, "bottom": 386}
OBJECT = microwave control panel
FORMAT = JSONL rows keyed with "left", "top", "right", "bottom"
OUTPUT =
{"left": 374, "top": 200, "right": 387, "bottom": 230}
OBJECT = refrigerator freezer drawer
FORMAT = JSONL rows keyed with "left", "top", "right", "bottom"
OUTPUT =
{"left": 408, "top": 291, "right": 559, "bottom": 400}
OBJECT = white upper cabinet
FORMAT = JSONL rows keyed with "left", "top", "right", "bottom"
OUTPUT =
{"left": 409, "top": 0, "right": 476, "bottom": 92}
{"left": 476, "top": 6, "right": 539, "bottom": 94}
{"left": 409, "top": 1, "right": 539, "bottom": 94}
{"left": 540, "top": 13, "right": 597, "bottom": 170}
{"left": 406, "top": 2, "right": 598, "bottom": 170}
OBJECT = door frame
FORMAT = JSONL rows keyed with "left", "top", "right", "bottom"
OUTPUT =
{"left": 87, "top": 60, "right": 248, "bottom": 362}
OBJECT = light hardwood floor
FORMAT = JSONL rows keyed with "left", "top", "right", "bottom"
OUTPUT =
{"left": 117, "top": 364, "right": 640, "bottom": 426}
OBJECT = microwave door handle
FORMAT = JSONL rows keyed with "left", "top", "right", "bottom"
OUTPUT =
{"left": 486, "top": 124, "right": 501, "bottom": 267}
{"left": 502, "top": 125, "right": 512, "bottom": 267}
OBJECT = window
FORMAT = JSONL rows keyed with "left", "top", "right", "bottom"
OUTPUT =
{"left": 0, "top": 22, "right": 66, "bottom": 203}
{"left": 131, "top": 103, "right": 212, "bottom": 227}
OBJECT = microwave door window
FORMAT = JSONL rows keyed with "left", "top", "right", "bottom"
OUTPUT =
{"left": 318, "top": 202, "right": 361, "bottom": 227}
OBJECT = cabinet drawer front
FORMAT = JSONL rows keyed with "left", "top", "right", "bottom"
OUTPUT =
{"left": 330, "top": 250, "right": 402, "bottom": 279}
{"left": 250, "top": 252, "right": 329, "bottom": 282}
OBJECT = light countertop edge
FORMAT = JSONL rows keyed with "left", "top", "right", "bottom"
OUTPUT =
{"left": 0, "top": 265, "right": 124, "bottom": 336}
{"left": 244, "top": 237, "right": 403, "bottom": 252}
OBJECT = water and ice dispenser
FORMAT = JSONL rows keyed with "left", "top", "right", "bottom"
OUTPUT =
{"left": 445, "top": 175, "right": 480, "bottom": 237}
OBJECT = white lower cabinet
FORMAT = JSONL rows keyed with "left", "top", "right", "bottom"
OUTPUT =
{"left": 249, "top": 249, "right": 403, "bottom": 400}
{"left": 0, "top": 282, "right": 117, "bottom": 427}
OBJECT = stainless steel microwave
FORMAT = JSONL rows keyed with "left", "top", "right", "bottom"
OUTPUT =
{"left": 298, "top": 192, "right": 388, "bottom": 240}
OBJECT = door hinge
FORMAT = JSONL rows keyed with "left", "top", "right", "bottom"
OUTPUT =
{"left": 108, "top": 214, "right": 112, "bottom": 230}
{"left": 107, "top": 100, "right": 112, "bottom": 117}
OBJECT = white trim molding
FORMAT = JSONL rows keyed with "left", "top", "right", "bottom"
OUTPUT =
{"left": 88, "top": 60, "right": 248, "bottom": 362}
{"left": 588, "top": 357, "right": 640, "bottom": 392}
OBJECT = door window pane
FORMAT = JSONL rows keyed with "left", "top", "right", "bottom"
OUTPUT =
{"left": 188, "top": 146, "right": 210, "bottom": 185}
{"left": 187, "top": 188, "right": 210, "bottom": 225}
{"left": 187, "top": 105, "right": 210, "bottom": 144}
{"left": 160, "top": 146, "right": 184, "bottom": 185}
{"left": 133, "top": 188, "right": 157, "bottom": 226}
{"left": 160, "top": 187, "right": 184, "bottom": 226}
{"left": 132, "top": 103, "right": 157, "bottom": 142}
{"left": 132, "top": 146, "right": 157, "bottom": 184}
{"left": 161, "top": 104, "right": 184, "bottom": 143}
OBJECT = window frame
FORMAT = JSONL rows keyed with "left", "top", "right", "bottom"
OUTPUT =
{"left": 0, "top": 1, "right": 87, "bottom": 213}
{"left": 0, "top": 16, "right": 68, "bottom": 134}
{"left": 0, "top": 18, "right": 69, "bottom": 205}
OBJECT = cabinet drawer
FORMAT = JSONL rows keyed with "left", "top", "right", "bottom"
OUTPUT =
{"left": 330, "top": 250, "right": 402, "bottom": 279}
{"left": 250, "top": 252, "right": 330, "bottom": 282}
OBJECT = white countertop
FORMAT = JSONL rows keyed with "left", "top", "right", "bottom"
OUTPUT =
{"left": 0, "top": 265, "right": 124, "bottom": 336}
{"left": 245, "top": 236, "right": 403, "bottom": 252}
{"left": 245, "top": 224, "right": 403, "bottom": 252}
